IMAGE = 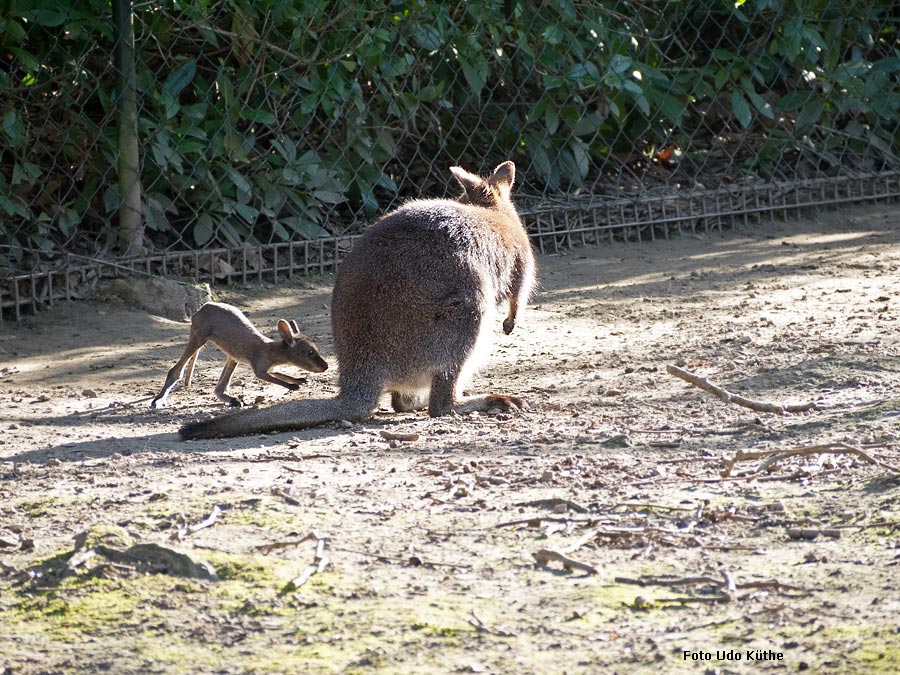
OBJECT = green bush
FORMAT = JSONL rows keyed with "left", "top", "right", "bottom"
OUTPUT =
{"left": 1, "top": 0, "right": 897, "bottom": 263}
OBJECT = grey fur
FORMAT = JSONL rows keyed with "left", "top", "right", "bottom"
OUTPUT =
{"left": 180, "top": 161, "right": 536, "bottom": 439}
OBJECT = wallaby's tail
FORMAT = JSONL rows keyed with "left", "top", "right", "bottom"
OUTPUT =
{"left": 179, "top": 392, "right": 377, "bottom": 439}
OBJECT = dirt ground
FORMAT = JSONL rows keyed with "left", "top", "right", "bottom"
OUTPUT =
{"left": 1, "top": 205, "right": 899, "bottom": 675}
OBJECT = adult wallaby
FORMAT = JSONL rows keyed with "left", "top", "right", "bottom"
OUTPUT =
{"left": 151, "top": 302, "right": 328, "bottom": 408}
{"left": 180, "top": 161, "right": 536, "bottom": 439}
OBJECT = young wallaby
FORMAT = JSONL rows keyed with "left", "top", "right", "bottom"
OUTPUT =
{"left": 180, "top": 161, "right": 536, "bottom": 439}
{"left": 151, "top": 302, "right": 328, "bottom": 408}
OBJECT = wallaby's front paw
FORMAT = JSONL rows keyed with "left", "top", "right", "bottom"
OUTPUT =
{"left": 227, "top": 397, "right": 245, "bottom": 408}
{"left": 502, "top": 318, "right": 515, "bottom": 334}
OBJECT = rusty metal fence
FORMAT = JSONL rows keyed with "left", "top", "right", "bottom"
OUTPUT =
{"left": 2, "top": 0, "right": 899, "bottom": 322}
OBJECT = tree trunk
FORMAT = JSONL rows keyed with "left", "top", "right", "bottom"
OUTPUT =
{"left": 113, "top": 0, "right": 144, "bottom": 257}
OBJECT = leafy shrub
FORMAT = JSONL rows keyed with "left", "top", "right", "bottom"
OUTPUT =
{"left": 0, "top": 0, "right": 897, "bottom": 265}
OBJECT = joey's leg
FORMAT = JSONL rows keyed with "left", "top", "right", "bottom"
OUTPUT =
{"left": 265, "top": 371, "right": 307, "bottom": 387}
{"left": 214, "top": 358, "right": 242, "bottom": 406}
{"left": 151, "top": 340, "right": 204, "bottom": 408}
{"left": 250, "top": 365, "right": 301, "bottom": 392}
{"left": 183, "top": 351, "right": 199, "bottom": 388}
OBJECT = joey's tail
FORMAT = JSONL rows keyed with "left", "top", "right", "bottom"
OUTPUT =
{"left": 179, "top": 391, "right": 378, "bottom": 439}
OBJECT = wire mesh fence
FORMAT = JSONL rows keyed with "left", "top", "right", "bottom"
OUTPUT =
{"left": 2, "top": 0, "right": 899, "bottom": 321}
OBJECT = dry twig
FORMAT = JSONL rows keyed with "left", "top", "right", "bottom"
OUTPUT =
{"left": 787, "top": 527, "right": 841, "bottom": 540}
{"left": 288, "top": 532, "right": 329, "bottom": 589}
{"left": 613, "top": 501, "right": 695, "bottom": 512}
{"left": 615, "top": 574, "right": 808, "bottom": 594}
{"left": 722, "top": 441, "right": 900, "bottom": 477}
{"left": 169, "top": 505, "right": 221, "bottom": 542}
{"left": 666, "top": 364, "right": 817, "bottom": 415}
{"left": 379, "top": 430, "right": 420, "bottom": 442}
{"left": 493, "top": 516, "right": 595, "bottom": 529}
{"left": 655, "top": 596, "right": 731, "bottom": 604}
{"left": 517, "top": 498, "right": 589, "bottom": 513}
{"left": 533, "top": 548, "right": 599, "bottom": 575}
{"left": 467, "top": 610, "right": 516, "bottom": 637}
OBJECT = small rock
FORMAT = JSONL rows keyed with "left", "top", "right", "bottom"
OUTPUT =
{"left": 94, "top": 277, "right": 212, "bottom": 321}
{"left": 601, "top": 434, "right": 632, "bottom": 449}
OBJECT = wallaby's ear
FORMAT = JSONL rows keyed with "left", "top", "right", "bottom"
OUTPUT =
{"left": 450, "top": 166, "right": 484, "bottom": 198}
{"left": 288, "top": 320, "right": 300, "bottom": 334}
{"left": 277, "top": 319, "right": 295, "bottom": 345}
{"left": 489, "top": 161, "right": 515, "bottom": 192}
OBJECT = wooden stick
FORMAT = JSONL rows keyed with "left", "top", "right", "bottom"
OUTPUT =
{"left": 724, "top": 442, "right": 900, "bottom": 476}
{"left": 467, "top": 610, "right": 517, "bottom": 637}
{"left": 755, "top": 442, "right": 900, "bottom": 474}
{"left": 655, "top": 596, "right": 730, "bottom": 604}
{"left": 532, "top": 549, "right": 599, "bottom": 575}
{"left": 379, "top": 430, "right": 420, "bottom": 442}
{"left": 493, "top": 516, "right": 596, "bottom": 529}
{"left": 170, "top": 504, "right": 221, "bottom": 542}
{"left": 517, "top": 498, "right": 589, "bottom": 513}
{"left": 613, "top": 501, "right": 696, "bottom": 512}
{"left": 787, "top": 527, "right": 842, "bottom": 540}
{"left": 615, "top": 575, "right": 808, "bottom": 593}
{"left": 666, "top": 364, "right": 817, "bottom": 415}
{"left": 288, "top": 533, "right": 329, "bottom": 589}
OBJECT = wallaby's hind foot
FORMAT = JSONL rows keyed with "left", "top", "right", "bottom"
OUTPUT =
{"left": 453, "top": 394, "right": 526, "bottom": 415}
{"left": 428, "top": 366, "right": 524, "bottom": 418}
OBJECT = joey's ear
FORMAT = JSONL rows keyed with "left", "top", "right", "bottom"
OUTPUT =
{"left": 450, "top": 166, "right": 483, "bottom": 197}
{"left": 288, "top": 320, "right": 300, "bottom": 334}
{"left": 277, "top": 319, "right": 295, "bottom": 344}
{"left": 489, "top": 161, "right": 515, "bottom": 189}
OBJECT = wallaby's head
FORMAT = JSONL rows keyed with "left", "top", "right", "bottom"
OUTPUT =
{"left": 450, "top": 161, "right": 516, "bottom": 210}
{"left": 277, "top": 319, "right": 329, "bottom": 373}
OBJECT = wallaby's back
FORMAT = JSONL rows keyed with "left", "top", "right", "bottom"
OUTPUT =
{"left": 334, "top": 203, "right": 528, "bottom": 387}
{"left": 180, "top": 161, "right": 535, "bottom": 439}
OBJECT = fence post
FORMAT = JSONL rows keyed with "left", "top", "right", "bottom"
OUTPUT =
{"left": 112, "top": 0, "right": 144, "bottom": 257}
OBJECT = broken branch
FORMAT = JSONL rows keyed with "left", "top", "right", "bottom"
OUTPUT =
{"left": 379, "top": 430, "right": 420, "bottom": 442}
{"left": 532, "top": 548, "right": 599, "bottom": 575}
{"left": 666, "top": 364, "right": 817, "bottom": 415}
{"left": 787, "top": 527, "right": 842, "bottom": 540}
{"left": 615, "top": 574, "right": 808, "bottom": 594}
{"left": 288, "top": 533, "right": 329, "bottom": 589}
{"left": 169, "top": 505, "right": 221, "bottom": 542}
{"left": 516, "top": 498, "right": 589, "bottom": 513}
{"left": 722, "top": 441, "right": 900, "bottom": 477}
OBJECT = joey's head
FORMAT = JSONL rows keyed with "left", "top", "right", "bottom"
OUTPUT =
{"left": 277, "top": 319, "right": 329, "bottom": 373}
{"left": 450, "top": 161, "right": 516, "bottom": 210}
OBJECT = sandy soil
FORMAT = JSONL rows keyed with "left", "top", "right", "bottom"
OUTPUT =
{"left": 1, "top": 204, "right": 899, "bottom": 675}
